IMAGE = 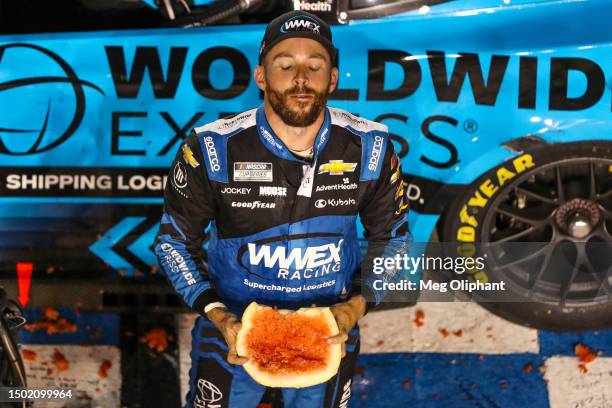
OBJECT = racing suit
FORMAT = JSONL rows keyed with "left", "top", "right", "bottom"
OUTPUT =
{"left": 154, "top": 106, "right": 411, "bottom": 408}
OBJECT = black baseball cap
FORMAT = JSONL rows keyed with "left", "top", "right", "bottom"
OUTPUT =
{"left": 259, "top": 10, "right": 338, "bottom": 66}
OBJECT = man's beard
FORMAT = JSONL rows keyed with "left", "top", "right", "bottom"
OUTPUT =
{"left": 266, "top": 83, "right": 329, "bottom": 127}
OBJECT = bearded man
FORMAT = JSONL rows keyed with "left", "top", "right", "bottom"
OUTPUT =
{"left": 155, "top": 10, "right": 410, "bottom": 408}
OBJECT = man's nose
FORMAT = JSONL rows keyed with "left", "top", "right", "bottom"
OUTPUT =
{"left": 293, "top": 66, "right": 309, "bottom": 86}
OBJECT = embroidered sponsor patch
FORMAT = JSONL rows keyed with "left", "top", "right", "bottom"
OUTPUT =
{"left": 233, "top": 162, "right": 273, "bottom": 182}
{"left": 221, "top": 187, "right": 251, "bottom": 195}
{"left": 315, "top": 177, "right": 358, "bottom": 192}
{"left": 182, "top": 144, "right": 200, "bottom": 169}
{"left": 368, "top": 135, "right": 384, "bottom": 171}
{"left": 259, "top": 186, "right": 287, "bottom": 197}
{"left": 314, "top": 198, "right": 356, "bottom": 208}
{"left": 194, "top": 379, "right": 223, "bottom": 408}
{"left": 203, "top": 136, "right": 221, "bottom": 172}
{"left": 318, "top": 160, "right": 357, "bottom": 176}
{"left": 173, "top": 162, "right": 188, "bottom": 189}
{"left": 231, "top": 201, "right": 276, "bottom": 209}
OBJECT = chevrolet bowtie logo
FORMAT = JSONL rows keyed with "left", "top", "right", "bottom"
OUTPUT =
{"left": 182, "top": 144, "right": 200, "bottom": 168}
{"left": 318, "top": 160, "right": 357, "bottom": 175}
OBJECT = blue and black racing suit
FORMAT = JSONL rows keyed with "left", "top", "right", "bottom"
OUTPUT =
{"left": 155, "top": 106, "right": 411, "bottom": 408}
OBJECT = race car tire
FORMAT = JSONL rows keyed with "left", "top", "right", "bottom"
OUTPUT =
{"left": 439, "top": 141, "right": 612, "bottom": 331}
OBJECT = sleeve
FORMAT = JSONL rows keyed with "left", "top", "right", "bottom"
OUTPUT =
{"left": 354, "top": 139, "right": 412, "bottom": 314}
{"left": 154, "top": 130, "right": 223, "bottom": 316}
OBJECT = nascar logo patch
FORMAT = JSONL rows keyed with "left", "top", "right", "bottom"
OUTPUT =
{"left": 234, "top": 162, "right": 273, "bottom": 182}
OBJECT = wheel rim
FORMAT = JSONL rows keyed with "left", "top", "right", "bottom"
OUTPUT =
{"left": 480, "top": 158, "right": 612, "bottom": 307}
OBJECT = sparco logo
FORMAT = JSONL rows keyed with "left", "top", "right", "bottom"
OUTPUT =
{"left": 231, "top": 201, "right": 276, "bottom": 209}
{"left": 315, "top": 198, "right": 356, "bottom": 208}
{"left": 369, "top": 135, "right": 384, "bottom": 171}
{"left": 281, "top": 16, "right": 320, "bottom": 34}
{"left": 194, "top": 379, "right": 223, "bottom": 408}
{"left": 0, "top": 43, "right": 104, "bottom": 155}
{"left": 160, "top": 242, "right": 197, "bottom": 285}
{"left": 295, "top": 1, "right": 332, "bottom": 12}
{"left": 204, "top": 136, "right": 221, "bottom": 172}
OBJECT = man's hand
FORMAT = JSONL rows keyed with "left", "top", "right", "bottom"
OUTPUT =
{"left": 206, "top": 307, "right": 249, "bottom": 365}
{"left": 328, "top": 295, "right": 367, "bottom": 357}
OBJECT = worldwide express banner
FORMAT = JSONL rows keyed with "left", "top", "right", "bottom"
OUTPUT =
{"left": 0, "top": 0, "right": 610, "bottom": 279}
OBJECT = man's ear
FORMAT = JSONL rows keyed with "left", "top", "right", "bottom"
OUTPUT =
{"left": 328, "top": 66, "right": 339, "bottom": 94}
{"left": 254, "top": 65, "right": 266, "bottom": 92}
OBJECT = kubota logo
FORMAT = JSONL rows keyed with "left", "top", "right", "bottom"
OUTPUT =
{"left": 315, "top": 198, "right": 356, "bottom": 208}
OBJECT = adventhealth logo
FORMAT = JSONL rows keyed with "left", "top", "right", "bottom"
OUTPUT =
{"left": 296, "top": 1, "right": 332, "bottom": 12}
{"left": 281, "top": 16, "right": 321, "bottom": 34}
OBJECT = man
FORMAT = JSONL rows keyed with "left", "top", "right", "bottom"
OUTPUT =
{"left": 155, "top": 10, "right": 410, "bottom": 408}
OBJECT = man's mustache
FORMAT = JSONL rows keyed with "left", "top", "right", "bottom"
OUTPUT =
{"left": 285, "top": 86, "right": 317, "bottom": 96}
